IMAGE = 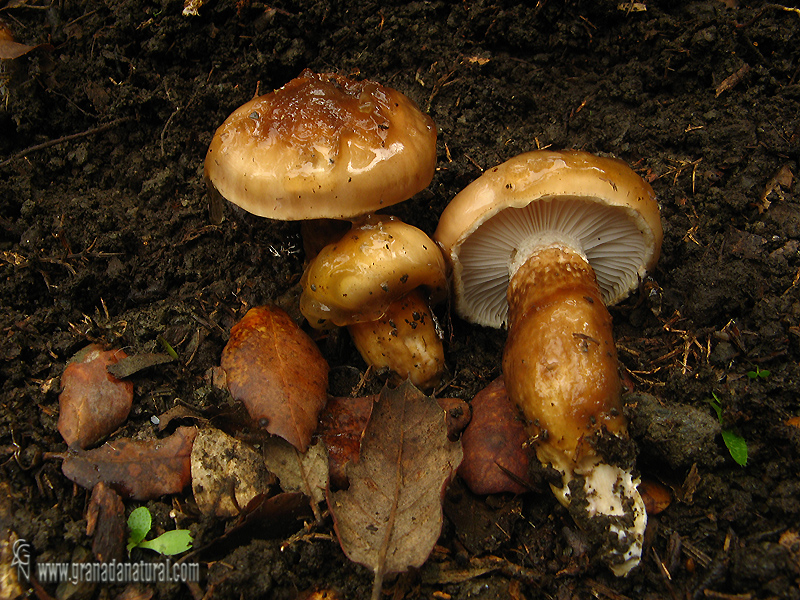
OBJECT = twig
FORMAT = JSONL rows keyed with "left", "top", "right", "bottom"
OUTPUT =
{"left": 0, "top": 116, "right": 133, "bottom": 168}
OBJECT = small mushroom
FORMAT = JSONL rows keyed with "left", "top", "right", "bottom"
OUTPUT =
{"left": 434, "top": 150, "right": 662, "bottom": 576}
{"left": 301, "top": 214, "right": 447, "bottom": 389}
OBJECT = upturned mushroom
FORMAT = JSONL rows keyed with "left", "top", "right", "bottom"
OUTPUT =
{"left": 301, "top": 214, "right": 447, "bottom": 390}
{"left": 434, "top": 150, "right": 662, "bottom": 576}
{"left": 204, "top": 70, "right": 446, "bottom": 387}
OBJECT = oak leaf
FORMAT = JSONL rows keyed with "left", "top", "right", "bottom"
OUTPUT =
{"left": 58, "top": 344, "right": 134, "bottom": 449}
{"left": 328, "top": 381, "right": 462, "bottom": 600}
{"left": 221, "top": 306, "right": 329, "bottom": 452}
{"left": 62, "top": 427, "right": 197, "bottom": 500}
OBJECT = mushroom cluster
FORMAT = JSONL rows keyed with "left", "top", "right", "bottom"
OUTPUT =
{"left": 206, "top": 70, "right": 666, "bottom": 577}
{"left": 204, "top": 70, "right": 446, "bottom": 389}
{"left": 435, "top": 150, "right": 662, "bottom": 576}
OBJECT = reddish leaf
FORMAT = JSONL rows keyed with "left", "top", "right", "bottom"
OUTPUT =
{"left": 320, "top": 394, "right": 468, "bottom": 489}
{"left": 328, "top": 382, "right": 462, "bottom": 598}
{"left": 639, "top": 478, "right": 671, "bottom": 515}
{"left": 318, "top": 395, "right": 374, "bottom": 489}
{"left": 62, "top": 427, "right": 197, "bottom": 500}
{"left": 221, "top": 306, "right": 329, "bottom": 452}
{"left": 86, "top": 482, "right": 125, "bottom": 563}
{"left": 459, "top": 376, "right": 533, "bottom": 495}
{"left": 58, "top": 344, "right": 134, "bottom": 449}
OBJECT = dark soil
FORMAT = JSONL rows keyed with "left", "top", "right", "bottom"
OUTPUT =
{"left": 2, "top": 1, "right": 800, "bottom": 599}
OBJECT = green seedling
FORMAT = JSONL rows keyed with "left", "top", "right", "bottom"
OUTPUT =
{"left": 746, "top": 366, "right": 770, "bottom": 380}
{"left": 127, "top": 506, "right": 193, "bottom": 555}
{"left": 706, "top": 393, "right": 748, "bottom": 467}
{"left": 157, "top": 335, "right": 180, "bottom": 361}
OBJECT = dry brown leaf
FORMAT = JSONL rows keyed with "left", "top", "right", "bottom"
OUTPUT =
{"left": 214, "top": 492, "right": 313, "bottom": 548}
{"left": 458, "top": 376, "right": 533, "bottom": 495}
{"left": 328, "top": 381, "right": 462, "bottom": 600}
{"left": 758, "top": 164, "right": 794, "bottom": 213}
{"left": 320, "top": 395, "right": 469, "bottom": 489}
{"left": 86, "top": 482, "right": 125, "bottom": 563}
{"left": 263, "top": 437, "right": 328, "bottom": 507}
{"left": 62, "top": 427, "right": 197, "bottom": 500}
{"left": 58, "top": 344, "right": 134, "bottom": 449}
{"left": 222, "top": 306, "right": 329, "bottom": 452}
{"left": 639, "top": 478, "right": 671, "bottom": 515}
{"left": 191, "top": 428, "right": 274, "bottom": 517}
{"left": 0, "top": 21, "right": 52, "bottom": 59}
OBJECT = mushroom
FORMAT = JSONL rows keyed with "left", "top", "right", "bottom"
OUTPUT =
{"left": 301, "top": 214, "right": 447, "bottom": 390}
{"left": 434, "top": 150, "right": 662, "bottom": 576}
{"left": 204, "top": 70, "right": 446, "bottom": 387}
{"left": 204, "top": 69, "right": 437, "bottom": 225}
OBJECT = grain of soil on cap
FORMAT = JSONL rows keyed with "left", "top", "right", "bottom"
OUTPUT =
{"left": 2, "top": 1, "right": 800, "bottom": 599}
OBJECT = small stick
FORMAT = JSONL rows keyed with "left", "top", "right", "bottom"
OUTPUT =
{"left": 0, "top": 116, "right": 133, "bottom": 168}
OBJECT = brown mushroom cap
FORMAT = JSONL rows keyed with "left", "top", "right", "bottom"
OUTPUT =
{"left": 300, "top": 215, "right": 447, "bottom": 329}
{"left": 204, "top": 70, "right": 437, "bottom": 221}
{"left": 434, "top": 150, "right": 662, "bottom": 328}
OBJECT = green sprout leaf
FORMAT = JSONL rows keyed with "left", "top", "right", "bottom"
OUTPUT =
{"left": 706, "top": 393, "right": 748, "bottom": 467}
{"left": 157, "top": 335, "right": 180, "bottom": 361}
{"left": 746, "top": 366, "right": 770, "bottom": 380}
{"left": 136, "top": 529, "right": 194, "bottom": 555}
{"left": 127, "top": 506, "right": 152, "bottom": 551}
{"left": 127, "top": 506, "right": 193, "bottom": 555}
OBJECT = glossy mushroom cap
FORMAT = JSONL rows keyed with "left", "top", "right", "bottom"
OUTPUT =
{"left": 204, "top": 70, "right": 437, "bottom": 221}
{"left": 300, "top": 215, "right": 447, "bottom": 329}
{"left": 434, "top": 150, "right": 662, "bottom": 328}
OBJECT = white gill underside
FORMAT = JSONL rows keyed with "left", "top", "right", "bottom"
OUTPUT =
{"left": 456, "top": 198, "right": 649, "bottom": 328}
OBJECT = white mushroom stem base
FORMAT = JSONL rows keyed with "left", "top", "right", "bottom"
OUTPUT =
{"left": 502, "top": 241, "right": 646, "bottom": 576}
{"left": 542, "top": 448, "right": 646, "bottom": 577}
{"left": 348, "top": 288, "right": 446, "bottom": 390}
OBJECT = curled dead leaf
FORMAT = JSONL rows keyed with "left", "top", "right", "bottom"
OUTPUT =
{"left": 318, "top": 395, "right": 374, "bottom": 489}
{"left": 221, "top": 306, "right": 329, "bottom": 452}
{"left": 639, "top": 478, "right": 672, "bottom": 515}
{"left": 62, "top": 427, "right": 197, "bottom": 500}
{"left": 86, "top": 482, "right": 125, "bottom": 563}
{"left": 58, "top": 344, "right": 134, "bottom": 449}
{"left": 458, "top": 377, "right": 533, "bottom": 495}
{"left": 328, "top": 381, "right": 463, "bottom": 599}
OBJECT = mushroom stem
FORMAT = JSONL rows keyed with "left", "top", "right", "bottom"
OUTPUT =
{"left": 348, "top": 288, "right": 445, "bottom": 390}
{"left": 502, "top": 242, "right": 646, "bottom": 577}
